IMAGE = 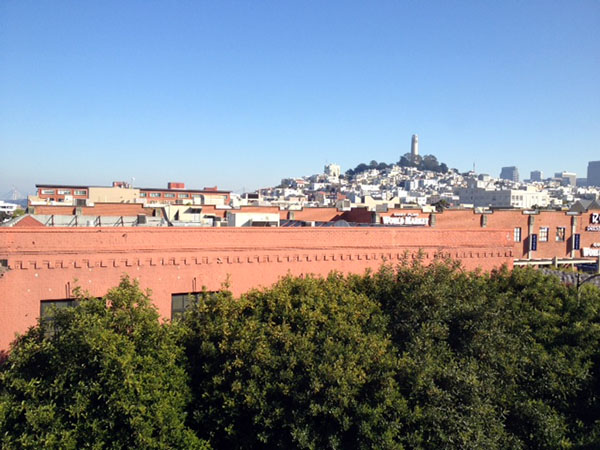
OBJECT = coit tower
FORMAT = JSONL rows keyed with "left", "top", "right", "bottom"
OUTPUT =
{"left": 411, "top": 134, "right": 419, "bottom": 160}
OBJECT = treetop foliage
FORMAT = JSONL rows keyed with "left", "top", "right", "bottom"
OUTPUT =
{"left": 345, "top": 155, "right": 449, "bottom": 177}
{"left": 2, "top": 263, "right": 600, "bottom": 449}
{"left": 0, "top": 277, "right": 206, "bottom": 450}
{"left": 182, "top": 274, "right": 406, "bottom": 449}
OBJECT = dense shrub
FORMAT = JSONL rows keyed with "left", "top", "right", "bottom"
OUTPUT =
{"left": 2, "top": 263, "right": 600, "bottom": 449}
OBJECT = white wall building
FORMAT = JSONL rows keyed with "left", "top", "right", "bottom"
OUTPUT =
{"left": 456, "top": 186, "right": 549, "bottom": 208}
{"left": 226, "top": 212, "right": 280, "bottom": 227}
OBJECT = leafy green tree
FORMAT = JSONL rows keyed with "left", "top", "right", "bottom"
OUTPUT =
{"left": 431, "top": 198, "right": 449, "bottom": 212}
{"left": 399, "top": 153, "right": 418, "bottom": 168}
{"left": 349, "top": 260, "right": 600, "bottom": 449}
{"left": 0, "top": 277, "right": 206, "bottom": 450}
{"left": 182, "top": 275, "right": 407, "bottom": 449}
{"left": 421, "top": 155, "right": 439, "bottom": 172}
{"left": 488, "top": 266, "right": 600, "bottom": 449}
{"left": 353, "top": 163, "right": 369, "bottom": 174}
{"left": 349, "top": 260, "right": 520, "bottom": 448}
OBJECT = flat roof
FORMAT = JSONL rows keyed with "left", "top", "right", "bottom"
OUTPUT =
{"left": 138, "top": 187, "right": 231, "bottom": 194}
{"left": 35, "top": 184, "right": 231, "bottom": 194}
{"left": 36, "top": 184, "right": 91, "bottom": 189}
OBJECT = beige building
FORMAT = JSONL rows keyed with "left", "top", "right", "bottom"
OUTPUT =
{"left": 88, "top": 186, "right": 141, "bottom": 204}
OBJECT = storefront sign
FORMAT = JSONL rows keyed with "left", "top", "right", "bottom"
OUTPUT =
{"left": 582, "top": 248, "right": 600, "bottom": 257}
{"left": 382, "top": 213, "right": 429, "bottom": 226}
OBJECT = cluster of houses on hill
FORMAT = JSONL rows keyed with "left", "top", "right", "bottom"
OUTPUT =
{"left": 251, "top": 162, "right": 600, "bottom": 212}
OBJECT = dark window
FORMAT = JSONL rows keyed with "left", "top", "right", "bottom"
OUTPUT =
{"left": 171, "top": 293, "right": 198, "bottom": 320}
{"left": 171, "top": 292, "right": 217, "bottom": 320}
{"left": 40, "top": 299, "right": 78, "bottom": 336}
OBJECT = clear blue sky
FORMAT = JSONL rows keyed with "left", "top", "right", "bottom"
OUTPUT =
{"left": 1, "top": 1, "right": 599, "bottom": 196}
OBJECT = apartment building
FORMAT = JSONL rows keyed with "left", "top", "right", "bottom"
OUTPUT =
{"left": 30, "top": 181, "right": 231, "bottom": 207}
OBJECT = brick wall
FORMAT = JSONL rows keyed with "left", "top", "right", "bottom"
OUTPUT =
{"left": 0, "top": 227, "right": 514, "bottom": 350}
{"left": 288, "top": 207, "right": 343, "bottom": 222}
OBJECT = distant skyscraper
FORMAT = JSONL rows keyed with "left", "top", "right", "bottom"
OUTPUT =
{"left": 587, "top": 161, "right": 600, "bottom": 187}
{"left": 411, "top": 134, "right": 419, "bottom": 162}
{"left": 554, "top": 171, "right": 576, "bottom": 187}
{"left": 530, "top": 170, "right": 543, "bottom": 182}
{"left": 500, "top": 166, "right": 519, "bottom": 182}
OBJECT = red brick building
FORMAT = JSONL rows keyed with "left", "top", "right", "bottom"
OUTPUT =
{"left": 375, "top": 208, "right": 600, "bottom": 262}
{"left": 2, "top": 203, "right": 600, "bottom": 351}
{"left": 0, "top": 226, "right": 514, "bottom": 351}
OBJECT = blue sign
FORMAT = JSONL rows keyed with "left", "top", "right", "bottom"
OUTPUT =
{"left": 574, "top": 234, "right": 581, "bottom": 250}
{"left": 531, "top": 234, "right": 537, "bottom": 251}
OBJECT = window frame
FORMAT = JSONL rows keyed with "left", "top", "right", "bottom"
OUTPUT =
{"left": 513, "top": 227, "right": 522, "bottom": 243}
